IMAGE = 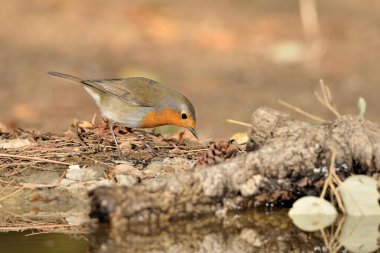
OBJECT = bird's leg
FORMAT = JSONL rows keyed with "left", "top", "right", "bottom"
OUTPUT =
{"left": 109, "top": 122, "right": 122, "bottom": 156}
{"left": 126, "top": 128, "right": 155, "bottom": 152}
{"left": 126, "top": 127, "right": 147, "bottom": 147}
{"left": 125, "top": 127, "right": 140, "bottom": 140}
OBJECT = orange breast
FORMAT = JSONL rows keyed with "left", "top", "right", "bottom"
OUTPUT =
{"left": 141, "top": 108, "right": 183, "bottom": 128}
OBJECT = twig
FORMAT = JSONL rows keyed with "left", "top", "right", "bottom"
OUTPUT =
{"left": 75, "top": 122, "right": 87, "bottom": 147}
{"left": 226, "top": 119, "right": 253, "bottom": 127}
{"left": 0, "top": 179, "right": 14, "bottom": 184}
{"left": 19, "top": 183, "right": 60, "bottom": 189}
{"left": 329, "top": 179, "right": 345, "bottom": 214}
{"left": 331, "top": 169, "right": 343, "bottom": 185}
{"left": 314, "top": 80, "right": 341, "bottom": 118}
{"left": 25, "top": 229, "right": 87, "bottom": 237}
{"left": 0, "top": 178, "right": 16, "bottom": 195}
{"left": 1, "top": 208, "right": 47, "bottom": 224}
{"left": 82, "top": 155, "right": 114, "bottom": 169}
{"left": 0, "top": 153, "right": 71, "bottom": 166}
{"left": 320, "top": 172, "right": 329, "bottom": 200}
{"left": 53, "top": 170, "right": 67, "bottom": 185}
{"left": 91, "top": 113, "right": 97, "bottom": 125}
{"left": 330, "top": 216, "right": 345, "bottom": 253}
{"left": 0, "top": 224, "right": 75, "bottom": 231}
{"left": 320, "top": 150, "right": 336, "bottom": 199}
{"left": 6, "top": 167, "right": 29, "bottom": 176}
{"left": 320, "top": 229, "right": 330, "bottom": 251}
{"left": 182, "top": 148, "right": 209, "bottom": 153}
{"left": 278, "top": 99, "right": 325, "bottom": 123}
{"left": 320, "top": 215, "right": 345, "bottom": 253}
{"left": 320, "top": 149, "right": 345, "bottom": 213}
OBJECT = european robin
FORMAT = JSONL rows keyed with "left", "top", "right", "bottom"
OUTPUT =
{"left": 48, "top": 71, "right": 198, "bottom": 151}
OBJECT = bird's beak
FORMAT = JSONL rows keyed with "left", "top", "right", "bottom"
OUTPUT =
{"left": 188, "top": 128, "right": 198, "bottom": 139}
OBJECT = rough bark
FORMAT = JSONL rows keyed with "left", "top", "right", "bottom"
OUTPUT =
{"left": 89, "top": 107, "right": 380, "bottom": 224}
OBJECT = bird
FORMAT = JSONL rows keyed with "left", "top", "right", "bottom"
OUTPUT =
{"left": 48, "top": 71, "right": 198, "bottom": 153}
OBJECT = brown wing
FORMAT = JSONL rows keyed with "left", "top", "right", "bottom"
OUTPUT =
{"left": 81, "top": 77, "right": 158, "bottom": 107}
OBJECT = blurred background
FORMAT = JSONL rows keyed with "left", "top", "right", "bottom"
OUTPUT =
{"left": 0, "top": 0, "right": 379, "bottom": 139}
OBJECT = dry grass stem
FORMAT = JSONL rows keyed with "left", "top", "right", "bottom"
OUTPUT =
{"left": 330, "top": 222, "right": 344, "bottom": 253}
{"left": 314, "top": 79, "right": 341, "bottom": 118}
{"left": 226, "top": 119, "right": 253, "bottom": 127}
{"left": 320, "top": 215, "right": 344, "bottom": 253}
{"left": 320, "top": 229, "right": 330, "bottom": 250}
{"left": 0, "top": 153, "right": 71, "bottom": 166}
{"left": 0, "top": 209, "right": 88, "bottom": 237}
{"left": 0, "top": 187, "right": 24, "bottom": 202}
{"left": 319, "top": 149, "right": 346, "bottom": 213}
{"left": 278, "top": 99, "right": 325, "bottom": 123}
{"left": 329, "top": 180, "right": 345, "bottom": 214}
{"left": 91, "top": 113, "right": 97, "bottom": 125}
{"left": 0, "top": 224, "right": 77, "bottom": 231}
{"left": 82, "top": 155, "right": 115, "bottom": 169}
{"left": 320, "top": 173, "right": 329, "bottom": 200}
{"left": 75, "top": 122, "right": 88, "bottom": 147}
{"left": 0, "top": 178, "right": 16, "bottom": 195}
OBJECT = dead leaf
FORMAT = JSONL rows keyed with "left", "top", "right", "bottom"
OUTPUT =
{"left": 289, "top": 196, "right": 337, "bottom": 232}
{"left": 78, "top": 121, "right": 94, "bottom": 129}
{"left": 230, "top": 132, "right": 249, "bottom": 144}
{"left": 338, "top": 175, "right": 380, "bottom": 216}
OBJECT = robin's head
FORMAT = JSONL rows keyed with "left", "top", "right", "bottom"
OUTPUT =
{"left": 175, "top": 97, "right": 197, "bottom": 138}
{"left": 164, "top": 95, "right": 198, "bottom": 138}
{"left": 141, "top": 96, "right": 198, "bottom": 138}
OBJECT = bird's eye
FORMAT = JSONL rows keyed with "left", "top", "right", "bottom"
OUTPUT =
{"left": 181, "top": 112, "right": 188, "bottom": 120}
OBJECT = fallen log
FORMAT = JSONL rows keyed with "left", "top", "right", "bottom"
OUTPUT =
{"left": 89, "top": 107, "right": 380, "bottom": 224}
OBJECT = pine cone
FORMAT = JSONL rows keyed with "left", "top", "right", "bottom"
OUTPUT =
{"left": 196, "top": 140, "right": 239, "bottom": 167}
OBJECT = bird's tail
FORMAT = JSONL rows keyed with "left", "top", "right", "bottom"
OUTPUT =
{"left": 48, "top": 71, "right": 82, "bottom": 84}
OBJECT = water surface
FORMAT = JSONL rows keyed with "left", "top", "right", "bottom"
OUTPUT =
{"left": 2, "top": 210, "right": 377, "bottom": 253}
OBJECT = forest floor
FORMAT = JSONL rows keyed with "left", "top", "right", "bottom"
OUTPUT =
{"left": 0, "top": 116, "right": 228, "bottom": 233}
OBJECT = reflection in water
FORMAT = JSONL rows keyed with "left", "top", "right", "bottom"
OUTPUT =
{"left": 289, "top": 214, "right": 380, "bottom": 253}
{"left": 1, "top": 210, "right": 378, "bottom": 252}
{"left": 339, "top": 216, "right": 380, "bottom": 253}
{"left": 88, "top": 211, "right": 380, "bottom": 253}
{"left": 0, "top": 231, "right": 87, "bottom": 253}
{"left": 88, "top": 210, "right": 327, "bottom": 253}
{"left": 290, "top": 214, "right": 337, "bottom": 232}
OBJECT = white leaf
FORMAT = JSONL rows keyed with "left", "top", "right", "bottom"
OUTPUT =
{"left": 339, "top": 216, "right": 380, "bottom": 253}
{"left": 289, "top": 196, "right": 338, "bottom": 216}
{"left": 288, "top": 196, "right": 337, "bottom": 232}
{"left": 338, "top": 175, "right": 380, "bottom": 216}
